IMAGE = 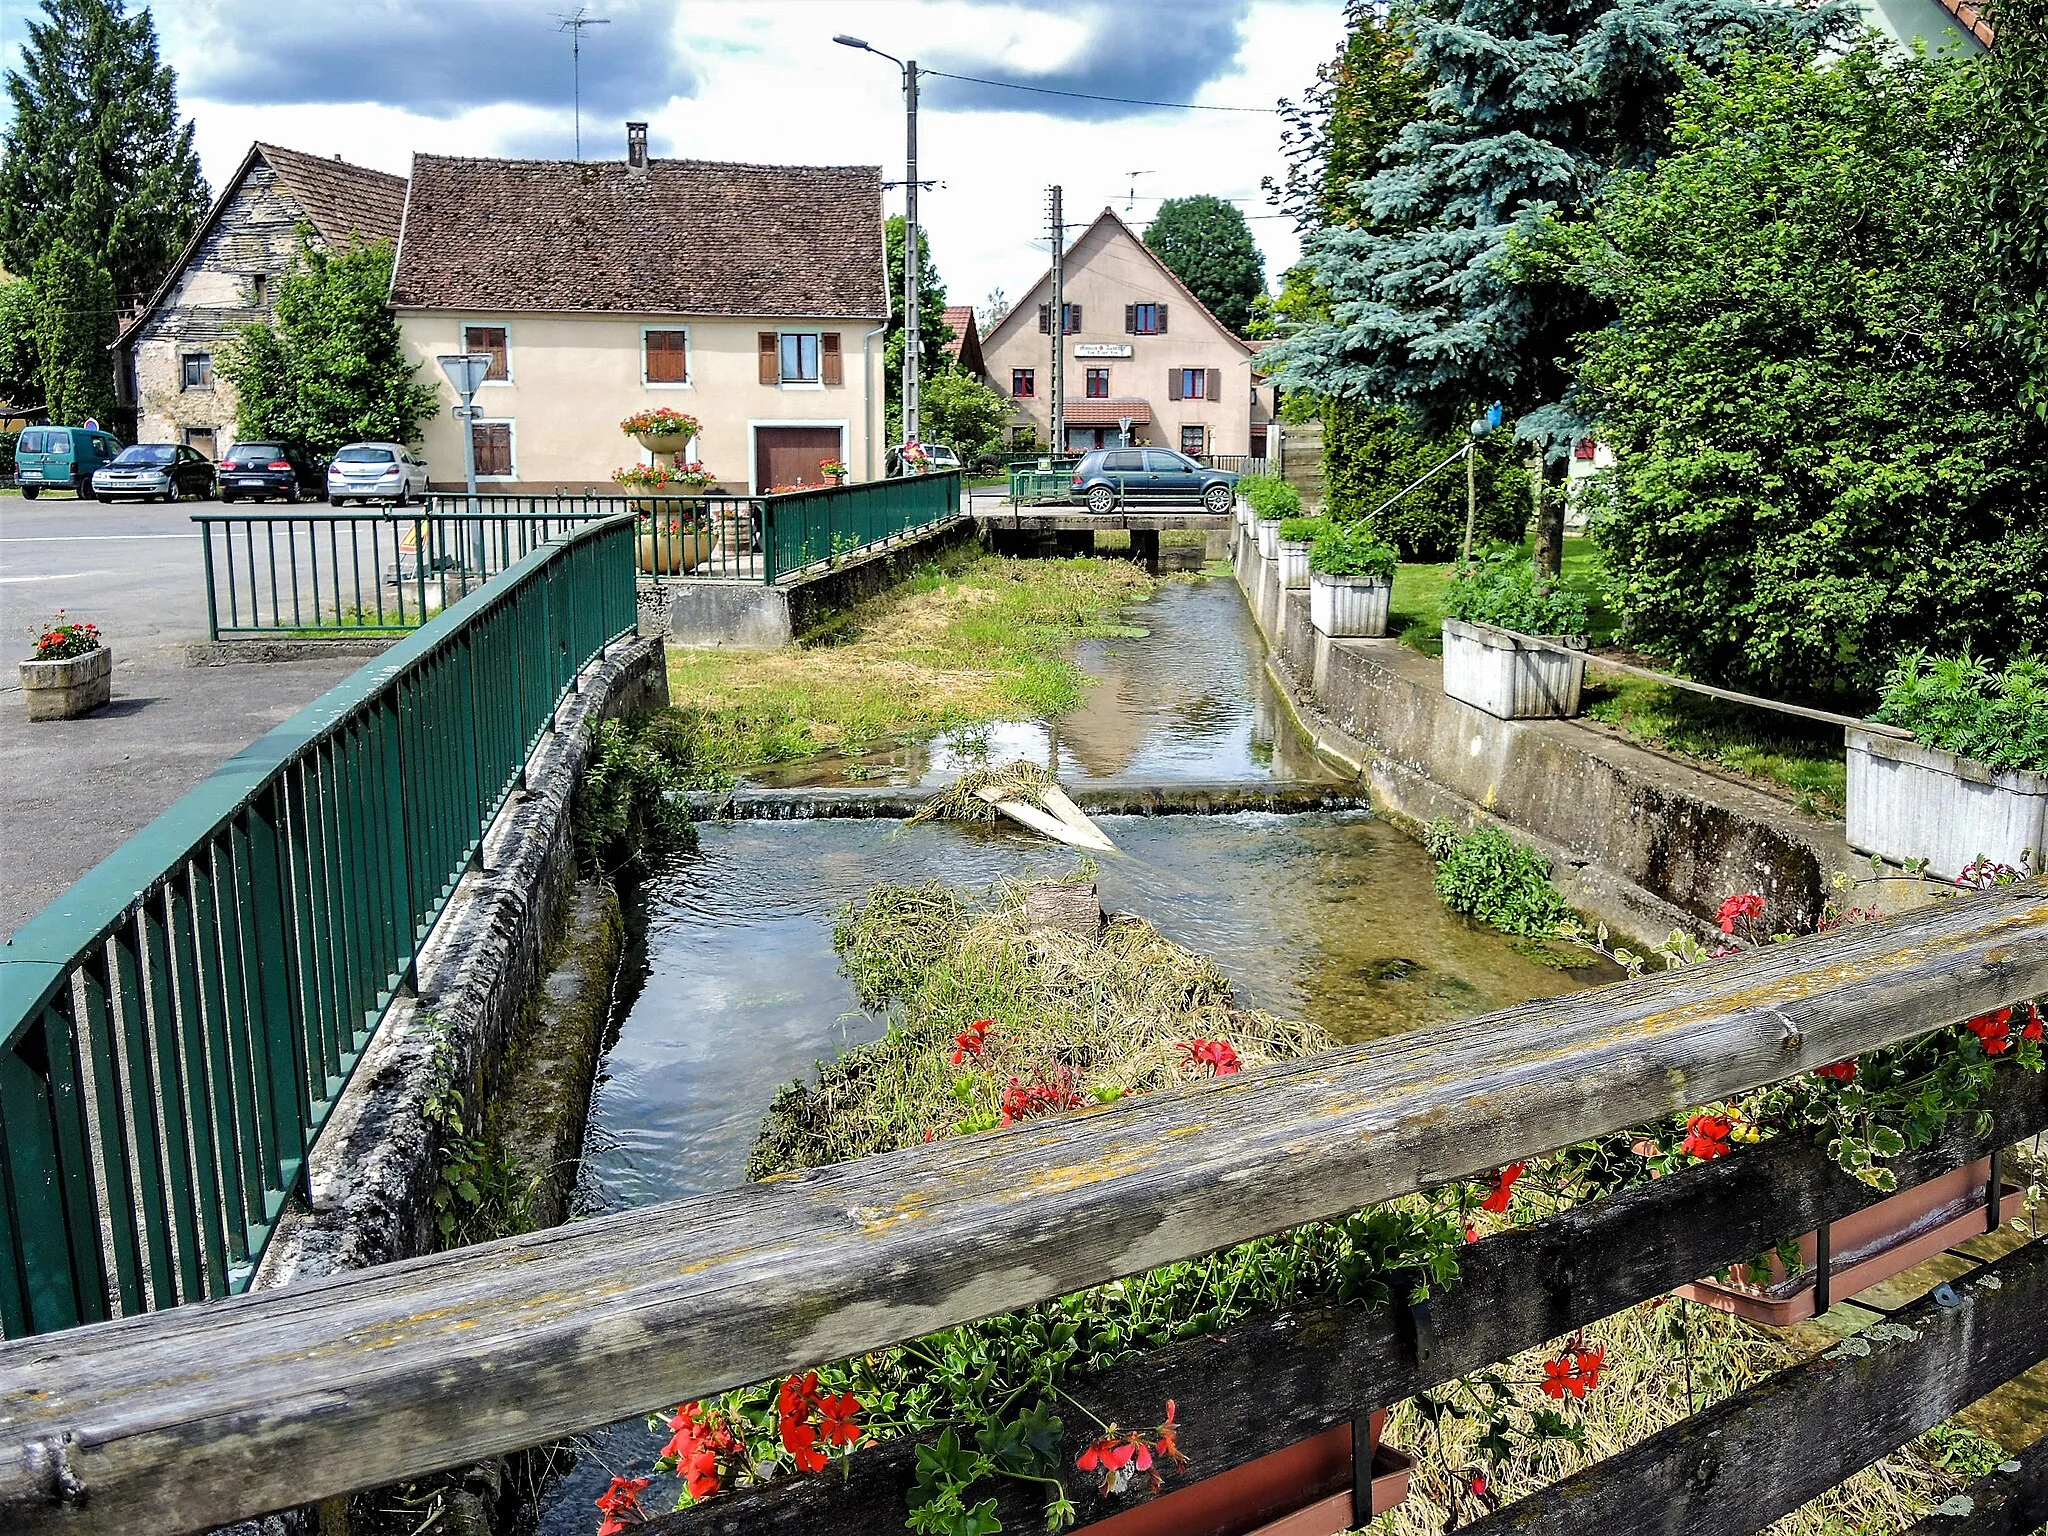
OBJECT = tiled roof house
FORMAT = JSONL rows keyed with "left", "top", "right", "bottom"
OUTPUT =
{"left": 391, "top": 127, "right": 888, "bottom": 492}
{"left": 939, "top": 305, "right": 985, "bottom": 380}
{"left": 115, "top": 142, "right": 407, "bottom": 454}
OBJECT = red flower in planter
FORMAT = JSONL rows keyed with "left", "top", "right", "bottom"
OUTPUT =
{"left": 1813, "top": 1059, "right": 1858, "bottom": 1083}
{"left": 1540, "top": 1338, "right": 1606, "bottom": 1399}
{"left": 659, "top": 1402, "right": 739, "bottom": 1503}
{"left": 1179, "top": 1038, "right": 1243, "bottom": 1076}
{"left": 1153, "top": 1401, "right": 1188, "bottom": 1474}
{"left": 594, "top": 1474, "right": 651, "bottom": 1533}
{"left": 1966, "top": 1008, "right": 2015, "bottom": 1056}
{"left": 1716, "top": 892, "right": 1766, "bottom": 936}
{"left": 1480, "top": 1161, "right": 1527, "bottom": 1213}
{"left": 1681, "top": 1113, "right": 1733, "bottom": 1160}
{"left": 2024, "top": 1004, "right": 2045, "bottom": 1043}
{"left": 999, "top": 1068, "right": 1084, "bottom": 1125}
{"left": 819, "top": 1391, "right": 863, "bottom": 1448}
{"left": 951, "top": 1017, "right": 994, "bottom": 1064}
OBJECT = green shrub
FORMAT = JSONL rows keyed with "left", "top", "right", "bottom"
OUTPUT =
{"left": 1310, "top": 520, "right": 1399, "bottom": 580}
{"left": 1423, "top": 819, "right": 1577, "bottom": 938}
{"left": 1443, "top": 544, "right": 1591, "bottom": 635}
{"left": 571, "top": 716, "right": 698, "bottom": 874}
{"left": 1278, "top": 515, "right": 1324, "bottom": 543}
{"left": 1238, "top": 472, "right": 1301, "bottom": 521}
{"left": 1874, "top": 652, "right": 2048, "bottom": 775}
{"left": 1322, "top": 399, "right": 1530, "bottom": 560}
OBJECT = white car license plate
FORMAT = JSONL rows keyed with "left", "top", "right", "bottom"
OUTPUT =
{"left": 236, "top": 478, "right": 265, "bottom": 486}
{"left": 20, "top": 470, "right": 39, "bottom": 479}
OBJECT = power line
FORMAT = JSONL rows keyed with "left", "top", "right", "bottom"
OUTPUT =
{"left": 922, "top": 68, "right": 1280, "bottom": 114}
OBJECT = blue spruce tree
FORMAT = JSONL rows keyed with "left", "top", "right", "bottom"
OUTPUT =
{"left": 1267, "top": 0, "right": 1846, "bottom": 571}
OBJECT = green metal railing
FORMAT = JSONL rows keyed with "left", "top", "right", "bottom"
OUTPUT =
{"left": 0, "top": 516, "right": 637, "bottom": 1337}
{"left": 761, "top": 472, "right": 961, "bottom": 579}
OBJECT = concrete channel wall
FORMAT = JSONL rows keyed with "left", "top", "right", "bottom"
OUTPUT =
{"left": 1231, "top": 515, "right": 1866, "bottom": 947}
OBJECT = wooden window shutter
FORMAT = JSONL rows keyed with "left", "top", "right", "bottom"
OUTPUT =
{"left": 1158, "top": 303, "right": 1168, "bottom": 334}
{"left": 1167, "top": 369, "right": 1183, "bottom": 402}
{"left": 1070, "top": 304, "right": 1082, "bottom": 333}
{"left": 645, "top": 329, "right": 687, "bottom": 383}
{"left": 821, "top": 332, "right": 843, "bottom": 385}
{"left": 1038, "top": 303, "right": 1051, "bottom": 334}
{"left": 1124, "top": 304, "right": 1136, "bottom": 334}
{"left": 1207, "top": 368, "right": 1223, "bottom": 402}
{"left": 759, "top": 332, "right": 779, "bottom": 385}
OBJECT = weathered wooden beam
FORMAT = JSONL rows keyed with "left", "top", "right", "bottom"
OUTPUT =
{"left": 0, "top": 882, "right": 2042, "bottom": 1536}
{"left": 1462, "top": 1235, "right": 2048, "bottom": 1536}
{"left": 1905, "top": 1432, "right": 2048, "bottom": 1535}
{"left": 636, "top": 1068, "right": 2048, "bottom": 1535}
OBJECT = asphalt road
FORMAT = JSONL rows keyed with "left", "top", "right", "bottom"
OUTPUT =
{"left": 0, "top": 492, "right": 367, "bottom": 938}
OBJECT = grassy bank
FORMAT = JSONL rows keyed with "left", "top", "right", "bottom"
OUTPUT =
{"left": 1391, "top": 536, "right": 1615, "bottom": 655}
{"left": 661, "top": 546, "right": 1154, "bottom": 775}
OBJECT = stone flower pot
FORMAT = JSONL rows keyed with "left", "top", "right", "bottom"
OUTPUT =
{"left": 1679, "top": 1157, "right": 2021, "bottom": 1326}
{"left": 1256, "top": 519, "right": 1282, "bottom": 561}
{"left": 1440, "top": 617, "right": 1585, "bottom": 720}
{"left": 636, "top": 527, "right": 713, "bottom": 576}
{"left": 21, "top": 645, "right": 113, "bottom": 721}
{"left": 1845, "top": 729, "right": 2048, "bottom": 882}
{"left": 1309, "top": 572, "right": 1392, "bottom": 638}
{"left": 1278, "top": 539, "right": 1312, "bottom": 590}
{"left": 633, "top": 430, "right": 694, "bottom": 455}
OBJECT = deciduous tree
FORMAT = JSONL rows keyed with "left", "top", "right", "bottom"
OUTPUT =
{"left": 886, "top": 214, "right": 953, "bottom": 442}
{"left": 1142, "top": 196, "right": 1265, "bottom": 335}
{"left": 1979, "top": 0, "right": 2048, "bottom": 421}
{"left": 920, "top": 370, "right": 1012, "bottom": 461}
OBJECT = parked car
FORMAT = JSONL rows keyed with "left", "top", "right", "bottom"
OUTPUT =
{"left": 90, "top": 443, "right": 217, "bottom": 502}
{"left": 1070, "top": 447, "right": 1239, "bottom": 514}
{"left": 13, "top": 425, "right": 121, "bottom": 499}
{"left": 924, "top": 444, "right": 963, "bottom": 471}
{"left": 218, "top": 441, "right": 321, "bottom": 503}
{"left": 327, "top": 443, "right": 429, "bottom": 506}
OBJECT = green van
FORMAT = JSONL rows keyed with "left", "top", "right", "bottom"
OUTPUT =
{"left": 14, "top": 426, "right": 122, "bottom": 499}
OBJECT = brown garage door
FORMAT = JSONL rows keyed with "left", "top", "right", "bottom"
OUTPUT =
{"left": 755, "top": 426, "right": 844, "bottom": 491}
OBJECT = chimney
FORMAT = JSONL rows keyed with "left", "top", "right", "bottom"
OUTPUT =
{"left": 626, "top": 121, "right": 648, "bottom": 172}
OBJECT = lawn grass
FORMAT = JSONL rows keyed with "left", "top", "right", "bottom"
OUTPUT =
{"left": 661, "top": 544, "right": 1154, "bottom": 773}
{"left": 1390, "top": 535, "right": 1615, "bottom": 655}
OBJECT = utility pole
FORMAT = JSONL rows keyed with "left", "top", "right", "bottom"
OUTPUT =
{"left": 1048, "top": 184, "right": 1064, "bottom": 456}
{"left": 557, "top": 9, "right": 611, "bottom": 160}
{"left": 903, "top": 58, "right": 922, "bottom": 445}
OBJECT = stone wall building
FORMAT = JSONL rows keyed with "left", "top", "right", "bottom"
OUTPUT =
{"left": 114, "top": 143, "right": 406, "bottom": 455}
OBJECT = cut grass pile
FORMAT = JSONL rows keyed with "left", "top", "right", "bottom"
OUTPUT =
{"left": 662, "top": 546, "right": 1153, "bottom": 774}
{"left": 747, "top": 873, "right": 1329, "bottom": 1178}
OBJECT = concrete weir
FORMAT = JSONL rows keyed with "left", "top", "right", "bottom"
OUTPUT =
{"left": 1230, "top": 515, "right": 1875, "bottom": 946}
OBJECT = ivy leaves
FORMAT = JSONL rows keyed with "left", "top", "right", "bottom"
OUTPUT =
{"left": 906, "top": 1406, "right": 1068, "bottom": 1536}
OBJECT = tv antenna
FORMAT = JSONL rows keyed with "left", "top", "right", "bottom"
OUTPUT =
{"left": 1124, "top": 169, "right": 1153, "bottom": 211}
{"left": 557, "top": 7, "right": 611, "bottom": 159}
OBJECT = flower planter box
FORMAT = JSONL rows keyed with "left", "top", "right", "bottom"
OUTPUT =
{"left": 1678, "top": 1157, "right": 2021, "bottom": 1327}
{"left": 1256, "top": 520, "right": 1282, "bottom": 561}
{"left": 636, "top": 529, "right": 713, "bottom": 576}
{"left": 1076, "top": 1411, "right": 1411, "bottom": 1536}
{"left": 634, "top": 430, "right": 694, "bottom": 455}
{"left": 1440, "top": 617, "right": 1585, "bottom": 720}
{"left": 1309, "top": 572, "right": 1391, "bottom": 638}
{"left": 1845, "top": 729, "right": 2048, "bottom": 883}
{"left": 20, "top": 645, "right": 112, "bottom": 721}
{"left": 1277, "top": 540, "right": 1312, "bottom": 590}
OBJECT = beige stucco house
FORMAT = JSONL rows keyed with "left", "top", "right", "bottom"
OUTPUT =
{"left": 114, "top": 143, "right": 407, "bottom": 456}
{"left": 979, "top": 209, "right": 1273, "bottom": 459}
{"left": 390, "top": 129, "right": 888, "bottom": 493}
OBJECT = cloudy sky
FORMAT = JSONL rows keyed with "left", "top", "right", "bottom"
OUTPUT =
{"left": 2, "top": 0, "right": 1345, "bottom": 313}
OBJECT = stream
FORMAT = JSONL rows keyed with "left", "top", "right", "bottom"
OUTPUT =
{"left": 534, "top": 570, "right": 1609, "bottom": 1529}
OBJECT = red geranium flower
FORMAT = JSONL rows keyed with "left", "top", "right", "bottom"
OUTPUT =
{"left": 1813, "top": 1059, "right": 1857, "bottom": 1083}
{"left": 1179, "top": 1038, "right": 1243, "bottom": 1076}
{"left": 1966, "top": 1008, "right": 2014, "bottom": 1056}
{"left": 1681, "top": 1112, "right": 1733, "bottom": 1161}
{"left": 1480, "top": 1161, "right": 1526, "bottom": 1213}
{"left": 1716, "top": 892, "right": 1766, "bottom": 936}
{"left": 951, "top": 1018, "right": 994, "bottom": 1064}
{"left": 818, "top": 1391, "right": 863, "bottom": 1448}
{"left": 1539, "top": 1338, "right": 1606, "bottom": 1399}
{"left": 2024, "top": 1004, "right": 2045, "bottom": 1042}
{"left": 594, "top": 1474, "right": 651, "bottom": 1532}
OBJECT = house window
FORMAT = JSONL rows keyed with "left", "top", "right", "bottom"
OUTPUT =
{"left": 1180, "top": 425, "right": 1206, "bottom": 455}
{"left": 644, "top": 328, "right": 689, "bottom": 384}
{"left": 471, "top": 421, "right": 514, "bottom": 478}
{"left": 1177, "top": 368, "right": 1208, "bottom": 400}
{"left": 249, "top": 273, "right": 267, "bottom": 307}
{"left": 462, "top": 324, "right": 510, "bottom": 381}
{"left": 1012, "top": 368, "right": 1036, "bottom": 398}
{"left": 1128, "top": 303, "right": 1166, "bottom": 335}
{"left": 1037, "top": 303, "right": 1083, "bottom": 335}
{"left": 180, "top": 352, "right": 214, "bottom": 391}
{"left": 1085, "top": 368, "right": 1110, "bottom": 399}
{"left": 183, "top": 426, "right": 218, "bottom": 460}
{"left": 779, "top": 332, "right": 821, "bottom": 384}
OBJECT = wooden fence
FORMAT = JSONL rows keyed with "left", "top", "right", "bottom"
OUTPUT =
{"left": 0, "top": 881, "right": 2043, "bottom": 1535}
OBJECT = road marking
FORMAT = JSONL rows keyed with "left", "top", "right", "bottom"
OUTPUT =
{"left": 0, "top": 534, "right": 202, "bottom": 542}
{"left": 0, "top": 571, "right": 114, "bottom": 582}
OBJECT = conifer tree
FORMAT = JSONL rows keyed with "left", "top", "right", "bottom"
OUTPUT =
{"left": 1268, "top": 0, "right": 1845, "bottom": 572}
{"left": 31, "top": 239, "right": 117, "bottom": 428}
{"left": 1, "top": 0, "right": 209, "bottom": 303}
{"left": 1142, "top": 196, "right": 1266, "bottom": 334}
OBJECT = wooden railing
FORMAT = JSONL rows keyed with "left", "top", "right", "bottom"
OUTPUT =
{"left": 0, "top": 882, "right": 2042, "bottom": 1535}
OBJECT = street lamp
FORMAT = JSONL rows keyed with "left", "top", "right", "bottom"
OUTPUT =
{"left": 836, "top": 33, "right": 923, "bottom": 450}
{"left": 438, "top": 351, "right": 494, "bottom": 575}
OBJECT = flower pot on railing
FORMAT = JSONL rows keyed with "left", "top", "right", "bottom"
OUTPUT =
{"left": 636, "top": 526, "right": 714, "bottom": 576}
{"left": 1845, "top": 729, "right": 2048, "bottom": 883}
{"left": 1309, "top": 572, "right": 1392, "bottom": 639}
{"left": 1073, "top": 1411, "right": 1412, "bottom": 1536}
{"left": 1678, "top": 1157, "right": 2022, "bottom": 1326}
{"left": 1256, "top": 519, "right": 1282, "bottom": 561}
{"left": 1440, "top": 617, "right": 1586, "bottom": 720}
{"left": 20, "top": 644, "right": 112, "bottom": 720}
{"left": 1278, "top": 539, "right": 1312, "bottom": 591}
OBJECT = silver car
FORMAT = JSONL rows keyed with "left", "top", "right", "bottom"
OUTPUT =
{"left": 327, "top": 442, "right": 430, "bottom": 506}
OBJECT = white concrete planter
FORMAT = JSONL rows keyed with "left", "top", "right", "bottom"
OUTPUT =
{"left": 1278, "top": 539, "right": 1312, "bottom": 590}
{"left": 1309, "top": 572, "right": 1392, "bottom": 638}
{"left": 1235, "top": 495, "right": 1254, "bottom": 529}
{"left": 1846, "top": 729, "right": 2048, "bottom": 882}
{"left": 20, "top": 645, "right": 112, "bottom": 721}
{"left": 1440, "top": 618, "right": 1585, "bottom": 719}
{"left": 1256, "top": 519, "right": 1282, "bottom": 560}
